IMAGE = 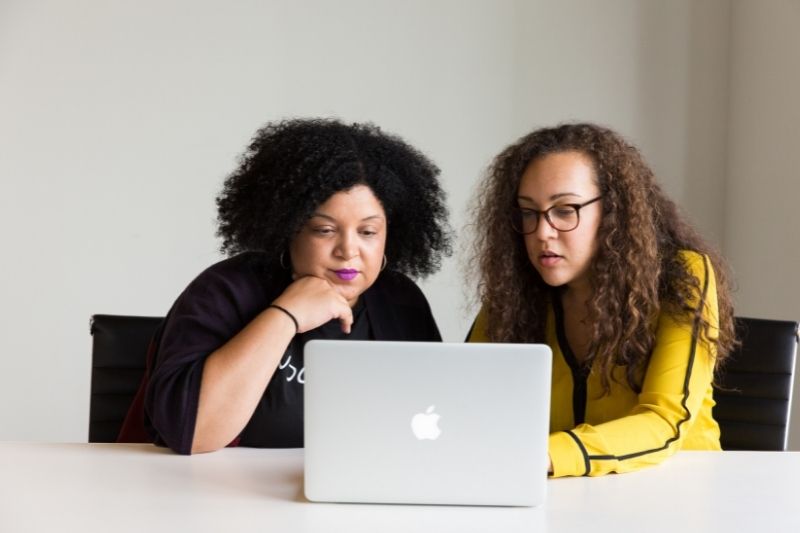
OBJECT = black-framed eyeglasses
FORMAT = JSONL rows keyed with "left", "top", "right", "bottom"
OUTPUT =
{"left": 511, "top": 196, "right": 603, "bottom": 234}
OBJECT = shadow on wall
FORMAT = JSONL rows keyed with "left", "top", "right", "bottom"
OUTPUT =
{"left": 635, "top": 0, "right": 729, "bottom": 249}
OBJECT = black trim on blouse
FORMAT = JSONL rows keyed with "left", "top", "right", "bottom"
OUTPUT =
{"left": 558, "top": 255, "right": 711, "bottom": 467}
{"left": 552, "top": 293, "right": 590, "bottom": 426}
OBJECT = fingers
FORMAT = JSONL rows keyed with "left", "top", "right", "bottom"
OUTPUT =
{"left": 323, "top": 287, "right": 354, "bottom": 334}
{"left": 274, "top": 275, "right": 356, "bottom": 334}
{"left": 339, "top": 304, "right": 354, "bottom": 334}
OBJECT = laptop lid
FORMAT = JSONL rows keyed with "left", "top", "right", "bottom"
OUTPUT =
{"left": 304, "top": 340, "right": 552, "bottom": 506}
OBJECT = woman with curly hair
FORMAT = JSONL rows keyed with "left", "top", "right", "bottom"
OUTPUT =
{"left": 467, "top": 123, "right": 736, "bottom": 477}
{"left": 125, "top": 118, "right": 451, "bottom": 454}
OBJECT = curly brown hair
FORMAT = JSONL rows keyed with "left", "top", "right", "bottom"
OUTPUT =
{"left": 470, "top": 123, "right": 736, "bottom": 393}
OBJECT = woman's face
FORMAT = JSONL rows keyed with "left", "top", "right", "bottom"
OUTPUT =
{"left": 289, "top": 184, "right": 387, "bottom": 306}
{"left": 517, "top": 150, "right": 603, "bottom": 295}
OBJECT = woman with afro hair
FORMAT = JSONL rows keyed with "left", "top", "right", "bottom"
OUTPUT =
{"left": 132, "top": 118, "right": 451, "bottom": 454}
{"left": 467, "top": 123, "right": 736, "bottom": 477}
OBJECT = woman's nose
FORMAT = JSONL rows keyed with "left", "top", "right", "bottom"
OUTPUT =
{"left": 335, "top": 232, "right": 359, "bottom": 259}
{"left": 534, "top": 213, "right": 558, "bottom": 240}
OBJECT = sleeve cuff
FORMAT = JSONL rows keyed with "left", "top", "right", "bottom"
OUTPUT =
{"left": 549, "top": 431, "right": 589, "bottom": 478}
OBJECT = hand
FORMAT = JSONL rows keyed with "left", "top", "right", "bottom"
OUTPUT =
{"left": 271, "top": 275, "right": 354, "bottom": 334}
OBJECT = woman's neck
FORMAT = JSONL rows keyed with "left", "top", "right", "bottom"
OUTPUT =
{"left": 561, "top": 281, "right": 593, "bottom": 311}
{"left": 558, "top": 284, "right": 594, "bottom": 363}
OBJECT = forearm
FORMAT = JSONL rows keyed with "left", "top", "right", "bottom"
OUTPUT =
{"left": 191, "top": 307, "right": 296, "bottom": 453}
{"left": 548, "top": 410, "right": 686, "bottom": 477}
{"left": 549, "top": 347, "right": 715, "bottom": 477}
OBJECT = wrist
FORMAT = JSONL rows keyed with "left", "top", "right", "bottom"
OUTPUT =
{"left": 268, "top": 304, "right": 299, "bottom": 335}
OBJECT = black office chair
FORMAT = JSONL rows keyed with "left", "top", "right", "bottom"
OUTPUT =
{"left": 713, "top": 316, "right": 799, "bottom": 451}
{"left": 89, "top": 314, "right": 163, "bottom": 443}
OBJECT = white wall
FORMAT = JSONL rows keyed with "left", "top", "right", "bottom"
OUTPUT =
{"left": 0, "top": 0, "right": 519, "bottom": 441}
{"left": 1, "top": 0, "right": 797, "bottom": 447}
{"left": 512, "top": 0, "right": 730, "bottom": 245}
{"left": 725, "top": 0, "right": 800, "bottom": 448}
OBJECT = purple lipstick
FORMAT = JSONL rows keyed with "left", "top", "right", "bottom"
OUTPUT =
{"left": 334, "top": 269, "right": 358, "bottom": 281}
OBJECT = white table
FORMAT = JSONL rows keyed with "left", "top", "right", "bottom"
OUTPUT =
{"left": 1, "top": 443, "right": 798, "bottom": 532}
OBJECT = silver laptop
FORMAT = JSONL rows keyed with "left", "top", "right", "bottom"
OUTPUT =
{"left": 303, "top": 340, "right": 552, "bottom": 507}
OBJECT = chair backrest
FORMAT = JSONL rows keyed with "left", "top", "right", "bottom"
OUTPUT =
{"left": 713, "top": 316, "right": 799, "bottom": 451}
{"left": 89, "top": 314, "right": 163, "bottom": 443}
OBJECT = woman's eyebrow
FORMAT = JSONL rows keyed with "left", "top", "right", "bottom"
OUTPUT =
{"left": 517, "top": 192, "right": 582, "bottom": 203}
{"left": 309, "top": 213, "right": 385, "bottom": 222}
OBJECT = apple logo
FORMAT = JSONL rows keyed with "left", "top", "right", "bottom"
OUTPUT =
{"left": 411, "top": 405, "right": 442, "bottom": 440}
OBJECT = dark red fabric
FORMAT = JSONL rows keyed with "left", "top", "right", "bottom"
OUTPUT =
{"left": 117, "top": 329, "right": 242, "bottom": 448}
{"left": 116, "top": 337, "right": 158, "bottom": 443}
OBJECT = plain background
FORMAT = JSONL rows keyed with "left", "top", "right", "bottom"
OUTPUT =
{"left": 1, "top": 0, "right": 798, "bottom": 447}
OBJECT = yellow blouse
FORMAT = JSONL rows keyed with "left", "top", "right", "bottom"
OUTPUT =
{"left": 468, "top": 251, "right": 721, "bottom": 477}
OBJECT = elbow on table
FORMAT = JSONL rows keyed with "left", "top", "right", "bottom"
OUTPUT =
{"left": 189, "top": 422, "right": 241, "bottom": 454}
{"left": 190, "top": 434, "right": 228, "bottom": 454}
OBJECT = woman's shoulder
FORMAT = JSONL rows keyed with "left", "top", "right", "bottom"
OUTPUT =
{"left": 193, "top": 252, "right": 269, "bottom": 281}
{"left": 669, "top": 250, "right": 718, "bottom": 317}
{"left": 675, "top": 249, "right": 715, "bottom": 288}
{"left": 467, "top": 306, "right": 490, "bottom": 342}
{"left": 676, "top": 249, "right": 709, "bottom": 271}
{"left": 173, "top": 252, "right": 280, "bottom": 313}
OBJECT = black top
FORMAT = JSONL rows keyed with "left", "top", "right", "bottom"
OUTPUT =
{"left": 144, "top": 252, "right": 441, "bottom": 454}
{"left": 239, "top": 299, "right": 372, "bottom": 448}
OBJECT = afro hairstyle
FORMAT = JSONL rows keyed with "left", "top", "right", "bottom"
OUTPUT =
{"left": 216, "top": 118, "right": 452, "bottom": 279}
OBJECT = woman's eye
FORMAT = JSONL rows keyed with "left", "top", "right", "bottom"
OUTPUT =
{"left": 519, "top": 209, "right": 538, "bottom": 219}
{"left": 313, "top": 227, "right": 335, "bottom": 235}
{"left": 361, "top": 229, "right": 377, "bottom": 237}
{"left": 552, "top": 207, "right": 576, "bottom": 218}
